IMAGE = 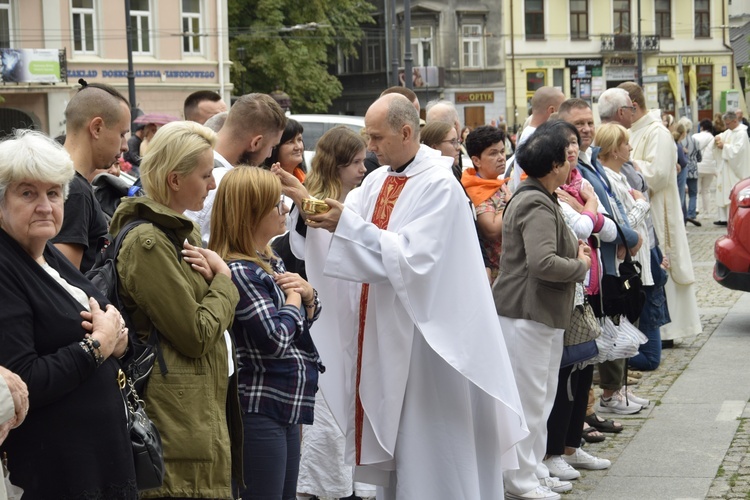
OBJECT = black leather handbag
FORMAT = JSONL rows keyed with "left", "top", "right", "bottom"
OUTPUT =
{"left": 118, "top": 369, "right": 165, "bottom": 491}
{"left": 600, "top": 219, "right": 646, "bottom": 323}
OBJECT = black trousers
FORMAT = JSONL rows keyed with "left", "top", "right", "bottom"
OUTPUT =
{"left": 546, "top": 363, "right": 594, "bottom": 455}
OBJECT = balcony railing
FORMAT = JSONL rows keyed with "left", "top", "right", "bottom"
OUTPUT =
{"left": 600, "top": 34, "right": 660, "bottom": 53}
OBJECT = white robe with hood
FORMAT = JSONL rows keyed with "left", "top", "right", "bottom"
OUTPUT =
{"left": 629, "top": 110, "right": 702, "bottom": 339}
{"left": 715, "top": 123, "right": 750, "bottom": 210}
{"left": 308, "top": 145, "right": 528, "bottom": 499}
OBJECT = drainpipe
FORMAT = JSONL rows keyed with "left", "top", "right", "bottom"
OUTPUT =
{"left": 722, "top": 0, "right": 734, "bottom": 89}
{"left": 509, "top": 0, "right": 517, "bottom": 131}
{"left": 217, "top": 0, "right": 226, "bottom": 102}
{"left": 637, "top": 0, "right": 643, "bottom": 87}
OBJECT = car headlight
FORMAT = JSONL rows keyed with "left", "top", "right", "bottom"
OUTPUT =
{"left": 738, "top": 187, "right": 750, "bottom": 208}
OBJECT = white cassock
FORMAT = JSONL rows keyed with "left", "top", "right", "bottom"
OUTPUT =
{"left": 630, "top": 110, "right": 702, "bottom": 340}
{"left": 306, "top": 145, "right": 528, "bottom": 500}
{"left": 715, "top": 123, "right": 750, "bottom": 212}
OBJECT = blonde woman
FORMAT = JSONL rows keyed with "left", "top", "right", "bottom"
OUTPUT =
{"left": 110, "top": 121, "right": 241, "bottom": 499}
{"left": 209, "top": 167, "right": 323, "bottom": 500}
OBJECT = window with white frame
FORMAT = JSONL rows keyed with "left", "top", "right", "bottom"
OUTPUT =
{"left": 72, "top": 0, "right": 96, "bottom": 54}
{"left": 409, "top": 25, "right": 433, "bottom": 67}
{"left": 366, "top": 39, "right": 382, "bottom": 72}
{"left": 462, "top": 24, "right": 483, "bottom": 68}
{"left": 182, "top": 0, "right": 202, "bottom": 55}
{"left": 0, "top": 0, "right": 11, "bottom": 48}
{"left": 130, "top": 0, "right": 151, "bottom": 54}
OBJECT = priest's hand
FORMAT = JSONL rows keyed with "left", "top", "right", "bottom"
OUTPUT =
{"left": 305, "top": 198, "right": 343, "bottom": 233}
{"left": 271, "top": 163, "right": 309, "bottom": 205}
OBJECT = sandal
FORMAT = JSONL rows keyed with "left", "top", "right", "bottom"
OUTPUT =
{"left": 585, "top": 412, "right": 623, "bottom": 433}
{"left": 582, "top": 424, "right": 606, "bottom": 443}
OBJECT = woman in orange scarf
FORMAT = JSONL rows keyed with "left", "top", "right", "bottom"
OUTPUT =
{"left": 461, "top": 125, "right": 511, "bottom": 282}
{"left": 263, "top": 119, "right": 307, "bottom": 183}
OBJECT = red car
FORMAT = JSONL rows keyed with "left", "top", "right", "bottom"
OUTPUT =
{"left": 715, "top": 177, "right": 750, "bottom": 291}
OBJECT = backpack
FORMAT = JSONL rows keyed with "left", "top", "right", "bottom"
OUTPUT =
{"left": 86, "top": 219, "right": 173, "bottom": 393}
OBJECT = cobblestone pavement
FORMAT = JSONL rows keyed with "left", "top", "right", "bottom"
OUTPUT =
{"left": 564, "top": 214, "right": 746, "bottom": 499}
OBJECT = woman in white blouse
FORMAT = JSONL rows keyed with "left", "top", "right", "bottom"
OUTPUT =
{"left": 597, "top": 123, "right": 653, "bottom": 286}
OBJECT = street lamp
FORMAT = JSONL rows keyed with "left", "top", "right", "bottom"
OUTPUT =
{"left": 236, "top": 45, "right": 246, "bottom": 96}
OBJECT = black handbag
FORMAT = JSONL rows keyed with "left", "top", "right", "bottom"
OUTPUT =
{"left": 600, "top": 218, "right": 646, "bottom": 323}
{"left": 118, "top": 369, "right": 165, "bottom": 491}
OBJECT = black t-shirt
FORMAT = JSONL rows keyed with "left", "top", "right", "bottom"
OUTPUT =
{"left": 51, "top": 172, "right": 108, "bottom": 272}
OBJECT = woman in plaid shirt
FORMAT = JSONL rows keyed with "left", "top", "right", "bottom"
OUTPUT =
{"left": 209, "top": 167, "right": 323, "bottom": 500}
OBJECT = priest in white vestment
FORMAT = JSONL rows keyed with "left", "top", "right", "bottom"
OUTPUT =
{"left": 714, "top": 111, "right": 750, "bottom": 223}
{"left": 300, "top": 94, "right": 528, "bottom": 500}
{"left": 619, "top": 82, "right": 702, "bottom": 341}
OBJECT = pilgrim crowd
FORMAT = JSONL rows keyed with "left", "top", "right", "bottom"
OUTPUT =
{"left": 0, "top": 77, "right": 747, "bottom": 500}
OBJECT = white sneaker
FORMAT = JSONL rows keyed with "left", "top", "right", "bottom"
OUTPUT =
{"left": 539, "top": 476, "right": 572, "bottom": 493}
{"left": 562, "top": 448, "right": 611, "bottom": 470}
{"left": 620, "top": 387, "right": 650, "bottom": 408}
{"left": 505, "top": 485, "right": 561, "bottom": 500}
{"left": 542, "top": 455, "right": 580, "bottom": 480}
{"left": 599, "top": 391, "right": 642, "bottom": 414}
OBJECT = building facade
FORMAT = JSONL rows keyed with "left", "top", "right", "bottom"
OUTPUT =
{"left": 504, "top": 0, "right": 740, "bottom": 130}
{"left": 0, "top": 0, "right": 231, "bottom": 137}
{"left": 331, "top": 0, "right": 507, "bottom": 129}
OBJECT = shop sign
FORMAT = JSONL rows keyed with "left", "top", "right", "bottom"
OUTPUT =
{"left": 642, "top": 74, "right": 669, "bottom": 83}
{"left": 0, "top": 48, "right": 60, "bottom": 83}
{"left": 66, "top": 68, "right": 216, "bottom": 79}
{"left": 606, "top": 66, "right": 637, "bottom": 81}
{"left": 455, "top": 92, "right": 494, "bottom": 103}
{"left": 606, "top": 57, "right": 636, "bottom": 65}
{"left": 535, "top": 59, "right": 562, "bottom": 67}
{"left": 658, "top": 56, "right": 713, "bottom": 66}
{"left": 565, "top": 58, "right": 602, "bottom": 68}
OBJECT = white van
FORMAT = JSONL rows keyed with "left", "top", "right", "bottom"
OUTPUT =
{"left": 289, "top": 114, "right": 366, "bottom": 165}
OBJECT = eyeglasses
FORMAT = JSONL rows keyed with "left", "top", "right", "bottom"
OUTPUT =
{"left": 276, "top": 198, "right": 285, "bottom": 215}
{"left": 441, "top": 139, "right": 460, "bottom": 148}
{"left": 620, "top": 106, "right": 636, "bottom": 113}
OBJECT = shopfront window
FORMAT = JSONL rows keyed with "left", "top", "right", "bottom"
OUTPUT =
{"left": 657, "top": 66, "right": 676, "bottom": 114}
{"left": 697, "top": 65, "right": 713, "bottom": 120}
{"left": 526, "top": 69, "right": 547, "bottom": 108}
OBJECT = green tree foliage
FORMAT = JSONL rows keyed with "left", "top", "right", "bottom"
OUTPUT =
{"left": 228, "top": 0, "right": 375, "bottom": 113}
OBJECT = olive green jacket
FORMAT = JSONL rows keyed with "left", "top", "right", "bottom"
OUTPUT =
{"left": 110, "top": 196, "right": 242, "bottom": 499}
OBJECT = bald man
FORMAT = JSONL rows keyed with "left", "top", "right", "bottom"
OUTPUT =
{"left": 301, "top": 93, "right": 527, "bottom": 500}
{"left": 517, "top": 86, "right": 565, "bottom": 147}
{"left": 52, "top": 82, "right": 130, "bottom": 271}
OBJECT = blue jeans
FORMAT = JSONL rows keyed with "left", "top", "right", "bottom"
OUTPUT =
{"left": 677, "top": 164, "right": 689, "bottom": 220}
{"left": 686, "top": 177, "right": 698, "bottom": 219}
{"left": 239, "top": 412, "right": 300, "bottom": 500}
{"left": 629, "top": 247, "right": 670, "bottom": 371}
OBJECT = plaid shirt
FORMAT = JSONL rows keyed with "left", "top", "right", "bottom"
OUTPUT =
{"left": 230, "top": 258, "right": 323, "bottom": 425}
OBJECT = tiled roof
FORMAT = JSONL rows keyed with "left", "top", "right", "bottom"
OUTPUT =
{"left": 730, "top": 21, "right": 750, "bottom": 67}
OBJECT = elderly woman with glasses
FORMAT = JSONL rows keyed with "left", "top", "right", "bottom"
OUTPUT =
{"left": 208, "top": 167, "right": 323, "bottom": 500}
{"left": 110, "top": 121, "right": 242, "bottom": 499}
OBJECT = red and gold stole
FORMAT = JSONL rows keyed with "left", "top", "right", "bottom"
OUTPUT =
{"left": 355, "top": 174, "right": 408, "bottom": 465}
